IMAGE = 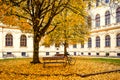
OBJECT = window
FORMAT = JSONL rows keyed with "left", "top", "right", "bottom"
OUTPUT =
{"left": 117, "top": 53, "right": 120, "bottom": 56}
{"left": 96, "top": 0, "right": 100, "bottom": 6}
{"left": 96, "top": 36, "right": 100, "bottom": 47}
{"left": 81, "top": 52, "right": 84, "bottom": 55}
{"left": 105, "top": 0, "right": 109, "bottom": 3}
{"left": 7, "top": 52, "right": 12, "bottom": 55}
{"left": 74, "top": 52, "right": 76, "bottom": 56}
{"left": 96, "top": 53, "right": 99, "bottom": 56}
{"left": 20, "top": 35, "right": 27, "bottom": 47}
{"left": 87, "top": 16, "right": 92, "bottom": 27}
{"left": 105, "top": 11, "right": 110, "bottom": 25}
{"left": 116, "top": 7, "right": 120, "bottom": 23}
{"left": 95, "top": 14, "right": 100, "bottom": 27}
{"left": 81, "top": 42, "right": 84, "bottom": 48}
{"left": 106, "top": 52, "right": 109, "bottom": 56}
{"left": 56, "top": 52, "right": 59, "bottom": 54}
{"left": 46, "top": 52, "right": 49, "bottom": 56}
{"left": 105, "top": 35, "right": 111, "bottom": 47}
{"left": 88, "top": 53, "right": 91, "bottom": 55}
{"left": 73, "top": 44, "right": 77, "bottom": 48}
{"left": 88, "top": 38, "right": 92, "bottom": 48}
{"left": 21, "top": 52, "right": 26, "bottom": 56}
{"left": 81, "top": 44, "right": 84, "bottom": 48}
{"left": 116, "top": 33, "right": 120, "bottom": 47}
{"left": 5, "top": 34, "right": 13, "bottom": 46}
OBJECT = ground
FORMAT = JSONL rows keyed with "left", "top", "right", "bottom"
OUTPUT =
{"left": 0, "top": 57, "right": 120, "bottom": 80}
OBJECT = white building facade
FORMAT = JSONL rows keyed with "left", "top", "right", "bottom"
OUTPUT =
{"left": 0, "top": 0, "right": 120, "bottom": 59}
{"left": 0, "top": 25, "right": 34, "bottom": 58}
{"left": 79, "top": 0, "right": 120, "bottom": 57}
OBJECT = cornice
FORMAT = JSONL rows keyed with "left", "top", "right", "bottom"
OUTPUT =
{"left": 91, "top": 26, "right": 120, "bottom": 33}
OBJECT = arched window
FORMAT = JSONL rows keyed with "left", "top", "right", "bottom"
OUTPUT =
{"left": 96, "top": 36, "right": 100, "bottom": 47}
{"left": 105, "top": 11, "right": 110, "bottom": 25}
{"left": 105, "top": 0, "right": 109, "bottom": 3}
{"left": 96, "top": 0, "right": 100, "bottom": 6}
{"left": 88, "top": 38, "right": 92, "bottom": 48}
{"left": 87, "top": 16, "right": 92, "bottom": 27}
{"left": 73, "top": 44, "right": 77, "bottom": 48}
{"left": 95, "top": 14, "right": 100, "bottom": 27}
{"left": 5, "top": 34, "right": 13, "bottom": 46}
{"left": 20, "top": 35, "right": 27, "bottom": 47}
{"left": 116, "top": 33, "right": 120, "bottom": 47}
{"left": 116, "top": 7, "right": 120, "bottom": 23}
{"left": 105, "top": 35, "right": 110, "bottom": 47}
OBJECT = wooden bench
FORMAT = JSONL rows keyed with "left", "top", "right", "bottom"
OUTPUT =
{"left": 42, "top": 54, "right": 67, "bottom": 67}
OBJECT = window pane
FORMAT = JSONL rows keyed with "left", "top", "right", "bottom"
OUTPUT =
{"left": 20, "top": 35, "right": 27, "bottom": 47}
{"left": 88, "top": 38, "right": 92, "bottom": 48}
{"left": 96, "top": 36, "right": 100, "bottom": 47}
{"left": 116, "top": 7, "right": 120, "bottom": 23}
{"left": 73, "top": 44, "right": 77, "bottom": 48}
{"left": 5, "top": 34, "right": 13, "bottom": 46}
{"left": 105, "top": 35, "right": 110, "bottom": 47}
{"left": 105, "top": 0, "right": 109, "bottom": 3}
{"left": 105, "top": 11, "right": 110, "bottom": 25}
{"left": 95, "top": 14, "right": 100, "bottom": 27}
{"left": 117, "top": 34, "right": 120, "bottom": 46}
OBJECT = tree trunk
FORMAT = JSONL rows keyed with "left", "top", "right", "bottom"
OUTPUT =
{"left": 31, "top": 32, "right": 41, "bottom": 64}
{"left": 64, "top": 41, "right": 68, "bottom": 57}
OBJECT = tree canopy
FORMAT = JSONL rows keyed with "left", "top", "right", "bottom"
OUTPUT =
{"left": 43, "top": 1, "right": 91, "bottom": 55}
{"left": 0, "top": 0, "right": 90, "bottom": 63}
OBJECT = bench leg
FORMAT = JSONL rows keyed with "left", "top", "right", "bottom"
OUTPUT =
{"left": 63, "top": 62, "right": 67, "bottom": 67}
{"left": 43, "top": 62, "right": 45, "bottom": 68}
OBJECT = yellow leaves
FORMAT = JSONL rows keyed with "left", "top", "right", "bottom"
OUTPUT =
{"left": 0, "top": 57, "right": 120, "bottom": 80}
{"left": 43, "top": 2, "right": 90, "bottom": 46}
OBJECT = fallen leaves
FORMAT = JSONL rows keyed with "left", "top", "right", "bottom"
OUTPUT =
{"left": 0, "top": 57, "right": 119, "bottom": 80}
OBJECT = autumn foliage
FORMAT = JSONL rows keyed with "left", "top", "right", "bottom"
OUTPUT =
{"left": 0, "top": 57, "right": 120, "bottom": 80}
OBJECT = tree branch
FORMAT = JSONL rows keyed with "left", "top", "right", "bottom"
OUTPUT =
{"left": 11, "top": 13, "right": 32, "bottom": 21}
{"left": 45, "top": 25, "right": 57, "bottom": 35}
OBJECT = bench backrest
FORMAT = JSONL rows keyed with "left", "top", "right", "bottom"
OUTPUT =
{"left": 54, "top": 54, "right": 64, "bottom": 57}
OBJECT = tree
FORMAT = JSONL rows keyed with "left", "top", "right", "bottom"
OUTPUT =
{"left": 43, "top": 1, "right": 91, "bottom": 56}
{"left": 0, "top": 0, "right": 70, "bottom": 64}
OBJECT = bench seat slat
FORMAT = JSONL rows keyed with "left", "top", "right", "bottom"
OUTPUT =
{"left": 43, "top": 56, "right": 65, "bottom": 60}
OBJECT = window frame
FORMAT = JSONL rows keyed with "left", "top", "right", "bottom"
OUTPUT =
{"left": 116, "top": 33, "right": 120, "bottom": 47}
{"left": 105, "top": 11, "right": 110, "bottom": 25}
{"left": 105, "top": 35, "right": 111, "bottom": 47}
{"left": 88, "top": 38, "right": 92, "bottom": 48}
{"left": 105, "top": 0, "right": 109, "bottom": 3}
{"left": 5, "top": 34, "right": 13, "bottom": 46}
{"left": 96, "top": 36, "right": 100, "bottom": 47}
{"left": 20, "top": 35, "right": 27, "bottom": 47}
{"left": 116, "top": 7, "right": 120, "bottom": 23}
{"left": 95, "top": 14, "right": 100, "bottom": 27}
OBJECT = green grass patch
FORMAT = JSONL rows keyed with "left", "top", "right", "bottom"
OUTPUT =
{"left": 89, "top": 57, "right": 120, "bottom": 65}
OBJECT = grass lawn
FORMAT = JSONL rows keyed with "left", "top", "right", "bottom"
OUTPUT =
{"left": 0, "top": 57, "right": 120, "bottom": 80}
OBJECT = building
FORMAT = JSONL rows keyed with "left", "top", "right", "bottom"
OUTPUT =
{"left": 79, "top": 0, "right": 120, "bottom": 57}
{"left": 0, "top": 0, "right": 120, "bottom": 59}
{"left": 0, "top": 24, "right": 33, "bottom": 58}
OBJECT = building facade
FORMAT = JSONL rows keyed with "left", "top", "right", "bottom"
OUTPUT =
{"left": 79, "top": 0, "right": 120, "bottom": 57}
{"left": 0, "top": 0, "right": 120, "bottom": 59}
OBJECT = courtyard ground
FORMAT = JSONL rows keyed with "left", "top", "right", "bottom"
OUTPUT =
{"left": 0, "top": 57, "right": 120, "bottom": 80}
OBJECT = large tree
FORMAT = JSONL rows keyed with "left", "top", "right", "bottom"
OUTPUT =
{"left": 0, "top": 0, "right": 70, "bottom": 63}
{"left": 43, "top": 1, "right": 91, "bottom": 56}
